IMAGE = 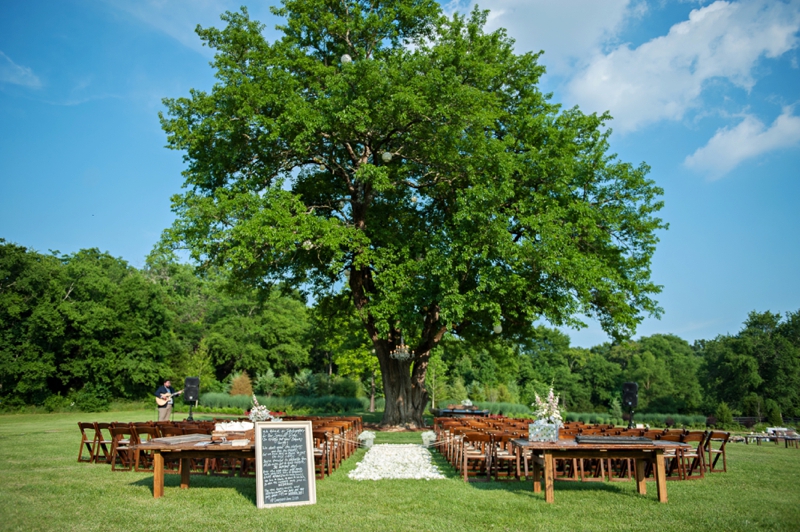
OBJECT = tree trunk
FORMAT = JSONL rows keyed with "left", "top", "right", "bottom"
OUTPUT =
{"left": 369, "top": 370, "right": 375, "bottom": 413}
{"left": 376, "top": 345, "right": 429, "bottom": 428}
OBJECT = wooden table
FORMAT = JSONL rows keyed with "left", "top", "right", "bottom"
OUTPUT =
{"left": 512, "top": 438, "right": 684, "bottom": 503}
{"left": 745, "top": 434, "right": 777, "bottom": 445}
{"left": 134, "top": 435, "right": 255, "bottom": 498}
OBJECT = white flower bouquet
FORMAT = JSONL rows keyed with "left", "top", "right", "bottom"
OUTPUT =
{"left": 532, "top": 388, "right": 563, "bottom": 426}
{"left": 529, "top": 388, "right": 563, "bottom": 442}
{"left": 421, "top": 430, "right": 436, "bottom": 447}
{"left": 248, "top": 394, "right": 275, "bottom": 422}
{"left": 460, "top": 399, "right": 473, "bottom": 408}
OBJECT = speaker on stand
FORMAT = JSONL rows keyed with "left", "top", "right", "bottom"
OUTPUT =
{"left": 622, "top": 382, "right": 638, "bottom": 429}
{"left": 184, "top": 377, "right": 200, "bottom": 421}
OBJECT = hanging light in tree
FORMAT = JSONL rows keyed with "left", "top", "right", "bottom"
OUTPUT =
{"left": 390, "top": 336, "right": 412, "bottom": 362}
{"left": 493, "top": 323, "right": 503, "bottom": 334}
{"left": 381, "top": 151, "right": 393, "bottom": 163}
{"left": 341, "top": 54, "right": 352, "bottom": 64}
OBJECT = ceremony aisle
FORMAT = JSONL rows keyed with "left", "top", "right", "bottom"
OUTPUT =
{"left": 348, "top": 444, "right": 446, "bottom": 481}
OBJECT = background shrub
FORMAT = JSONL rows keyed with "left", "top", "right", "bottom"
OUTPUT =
{"left": 716, "top": 402, "right": 734, "bottom": 427}
{"left": 360, "top": 397, "right": 385, "bottom": 411}
{"left": 765, "top": 399, "right": 783, "bottom": 426}
{"left": 473, "top": 401, "right": 532, "bottom": 416}
{"left": 229, "top": 371, "right": 254, "bottom": 396}
{"left": 69, "top": 383, "right": 110, "bottom": 412}
{"left": 198, "top": 392, "right": 362, "bottom": 414}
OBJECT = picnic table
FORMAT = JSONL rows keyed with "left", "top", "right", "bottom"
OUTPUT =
{"left": 134, "top": 434, "right": 254, "bottom": 498}
{"left": 512, "top": 438, "right": 687, "bottom": 503}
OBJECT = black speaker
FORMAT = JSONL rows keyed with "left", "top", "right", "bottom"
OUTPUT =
{"left": 622, "top": 382, "right": 638, "bottom": 409}
{"left": 184, "top": 376, "right": 200, "bottom": 402}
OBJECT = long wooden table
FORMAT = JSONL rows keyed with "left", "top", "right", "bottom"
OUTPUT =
{"left": 135, "top": 435, "right": 255, "bottom": 498}
{"left": 512, "top": 438, "right": 684, "bottom": 503}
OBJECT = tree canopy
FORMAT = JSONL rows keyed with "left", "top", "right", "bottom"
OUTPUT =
{"left": 160, "top": 0, "right": 666, "bottom": 426}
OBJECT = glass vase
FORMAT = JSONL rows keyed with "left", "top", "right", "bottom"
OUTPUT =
{"left": 528, "top": 420, "right": 560, "bottom": 442}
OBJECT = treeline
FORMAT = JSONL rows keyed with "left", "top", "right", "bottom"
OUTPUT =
{"left": 1, "top": 240, "right": 799, "bottom": 420}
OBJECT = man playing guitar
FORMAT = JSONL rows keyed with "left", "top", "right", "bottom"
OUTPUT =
{"left": 154, "top": 379, "right": 183, "bottom": 421}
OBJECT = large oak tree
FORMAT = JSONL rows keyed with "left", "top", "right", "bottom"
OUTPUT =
{"left": 160, "top": 0, "right": 665, "bottom": 427}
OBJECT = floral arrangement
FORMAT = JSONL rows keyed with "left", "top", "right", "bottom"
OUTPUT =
{"left": 421, "top": 430, "right": 436, "bottom": 447}
{"left": 248, "top": 394, "right": 275, "bottom": 422}
{"left": 358, "top": 430, "right": 376, "bottom": 441}
{"left": 460, "top": 399, "right": 473, "bottom": 408}
{"left": 358, "top": 430, "right": 376, "bottom": 448}
{"left": 532, "top": 388, "right": 563, "bottom": 426}
{"left": 529, "top": 388, "right": 563, "bottom": 442}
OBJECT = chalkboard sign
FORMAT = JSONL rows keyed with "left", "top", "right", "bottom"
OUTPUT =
{"left": 255, "top": 421, "right": 317, "bottom": 509}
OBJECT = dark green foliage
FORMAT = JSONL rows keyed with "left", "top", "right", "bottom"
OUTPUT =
{"left": 4, "top": 241, "right": 800, "bottom": 419}
{"left": 765, "top": 399, "right": 783, "bottom": 426}
{"left": 699, "top": 310, "right": 800, "bottom": 417}
{"left": 565, "top": 411, "right": 707, "bottom": 428}
{"left": 715, "top": 402, "right": 734, "bottom": 427}
{"left": 331, "top": 376, "right": 360, "bottom": 398}
{"left": 0, "top": 242, "right": 174, "bottom": 404}
{"left": 361, "top": 396, "right": 386, "bottom": 411}
{"left": 473, "top": 401, "right": 531, "bottom": 416}
{"left": 198, "top": 392, "right": 362, "bottom": 414}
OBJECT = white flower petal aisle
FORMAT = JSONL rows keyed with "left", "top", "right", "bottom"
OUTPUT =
{"left": 348, "top": 444, "right": 446, "bottom": 481}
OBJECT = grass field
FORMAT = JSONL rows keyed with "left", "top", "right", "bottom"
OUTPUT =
{"left": 1, "top": 411, "right": 799, "bottom": 532}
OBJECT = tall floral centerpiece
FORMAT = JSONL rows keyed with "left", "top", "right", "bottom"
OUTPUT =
{"left": 529, "top": 388, "right": 563, "bottom": 442}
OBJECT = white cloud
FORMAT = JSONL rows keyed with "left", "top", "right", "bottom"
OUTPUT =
{"left": 101, "top": 0, "right": 281, "bottom": 55}
{"left": 684, "top": 108, "right": 800, "bottom": 178}
{"left": 0, "top": 51, "right": 42, "bottom": 88}
{"left": 449, "top": 0, "right": 633, "bottom": 75}
{"left": 102, "top": 0, "right": 229, "bottom": 55}
{"left": 567, "top": 0, "right": 800, "bottom": 132}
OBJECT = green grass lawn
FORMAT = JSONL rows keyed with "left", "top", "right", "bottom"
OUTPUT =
{"left": 1, "top": 411, "right": 799, "bottom": 531}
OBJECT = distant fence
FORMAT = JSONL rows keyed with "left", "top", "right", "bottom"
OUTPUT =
{"left": 733, "top": 416, "right": 800, "bottom": 427}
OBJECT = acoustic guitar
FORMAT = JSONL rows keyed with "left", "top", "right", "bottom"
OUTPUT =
{"left": 155, "top": 389, "right": 184, "bottom": 407}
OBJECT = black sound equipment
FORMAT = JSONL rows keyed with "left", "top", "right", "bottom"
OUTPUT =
{"left": 622, "top": 382, "right": 638, "bottom": 409}
{"left": 184, "top": 376, "right": 200, "bottom": 402}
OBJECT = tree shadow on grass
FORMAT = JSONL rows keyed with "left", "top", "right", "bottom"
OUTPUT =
{"left": 130, "top": 473, "right": 257, "bottom": 505}
{"left": 428, "top": 451, "right": 645, "bottom": 500}
{"left": 466, "top": 477, "right": 636, "bottom": 498}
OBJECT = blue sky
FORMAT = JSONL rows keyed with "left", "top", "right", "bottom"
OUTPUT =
{"left": 1, "top": 0, "right": 798, "bottom": 348}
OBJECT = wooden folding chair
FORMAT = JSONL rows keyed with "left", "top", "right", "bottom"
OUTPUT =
{"left": 461, "top": 432, "right": 491, "bottom": 482}
{"left": 93, "top": 422, "right": 113, "bottom": 464}
{"left": 705, "top": 431, "right": 730, "bottom": 473}
{"left": 679, "top": 431, "right": 707, "bottom": 480}
{"left": 109, "top": 425, "right": 134, "bottom": 471}
{"left": 77, "top": 422, "right": 97, "bottom": 463}
{"left": 658, "top": 432, "right": 686, "bottom": 480}
{"left": 131, "top": 424, "right": 160, "bottom": 473}
{"left": 312, "top": 430, "right": 332, "bottom": 479}
{"left": 488, "top": 432, "right": 518, "bottom": 481}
